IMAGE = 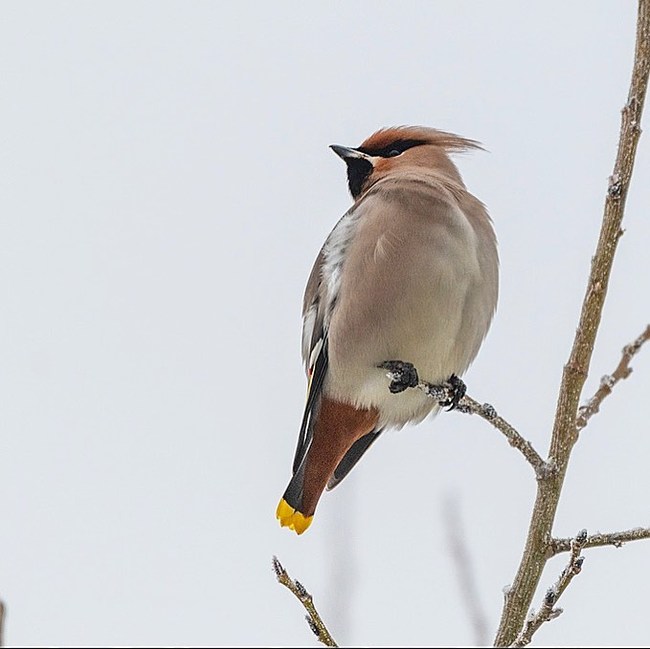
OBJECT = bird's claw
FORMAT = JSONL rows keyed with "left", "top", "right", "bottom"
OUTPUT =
{"left": 379, "top": 360, "right": 419, "bottom": 393}
{"left": 380, "top": 362, "right": 466, "bottom": 411}
{"left": 438, "top": 374, "right": 466, "bottom": 411}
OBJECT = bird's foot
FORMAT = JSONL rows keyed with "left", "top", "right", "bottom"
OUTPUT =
{"left": 437, "top": 374, "right": 467, "bottom": 411}
{"left": 379, "top": 360, "right": 419, "bottom": 393}
{"left": 380, "top": 362, "right": 467, "bottom": 411}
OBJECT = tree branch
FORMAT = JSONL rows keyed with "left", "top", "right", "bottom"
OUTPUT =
{"left": 453, "top": 394, "right": 549, "bottom": 479}
{"left": 443, "top": 496, "right": 489, "bottom": 646}
{"left": 494, "top": 2, "right": 650, "bottom": 645}
{"left": 549, "top": 527, "right": 650, "bottom": 556}
{"left": 380, "top": 363, "right": 548, "bottom": 477}
{"left": 510, "top": 530, "right": 587, "bottom": 648}
{"left": 272, "top": 556, "right": 338, "bottom": 647}
{"left": 576, "top": 324, "right": 650, "bottom": 431}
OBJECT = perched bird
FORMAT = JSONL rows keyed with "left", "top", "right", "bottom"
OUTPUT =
{"left": 277, "top": 126, "right": 498, "bottom": 534}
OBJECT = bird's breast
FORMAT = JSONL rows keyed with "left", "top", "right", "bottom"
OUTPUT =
{"left": 322, "top": 184, "right": 494, "bottom": 428}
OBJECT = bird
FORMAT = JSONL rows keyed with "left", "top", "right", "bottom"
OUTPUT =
{"left": 276, "top": 126, "right": 499, "bottom": 534}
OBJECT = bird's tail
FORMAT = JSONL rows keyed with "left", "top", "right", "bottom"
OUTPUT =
{"left": 276, "top": 457, "right": 313, "bottom": 534}
{"left": 277, "top": 396, "right": 379, "bottom": 535}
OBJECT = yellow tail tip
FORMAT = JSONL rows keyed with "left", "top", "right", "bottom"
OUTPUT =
{"left": 276, "top": 498, "right": 313, "bottom": 535}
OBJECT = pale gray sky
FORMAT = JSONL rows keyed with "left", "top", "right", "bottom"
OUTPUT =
{"left": 1, "top": 1, "right": 649, "bottom": 646}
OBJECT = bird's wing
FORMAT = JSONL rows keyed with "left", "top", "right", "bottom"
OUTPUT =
{"left": 326, "top": 428, "right": 383, "bottom": 491}
{"left": 291, "top": 336, "right": 328, "bottom": 474}
{"left": 293, "top": 191, "right": 396, "bottom": 482}
{"left": 291, "top": 248, "right": 328, "bottom": 474}
{"left": 293, "top": 196, "right": 389, "bottom": 482}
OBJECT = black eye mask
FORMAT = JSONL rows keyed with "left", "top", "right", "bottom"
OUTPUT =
{"left": 356, "top": 138, "right": 426, "bottom": 158}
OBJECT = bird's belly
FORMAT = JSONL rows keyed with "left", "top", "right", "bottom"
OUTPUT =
{"left": 323, "top": 202, "right": 486, "bottom": 429}
{"left": 326, "top": 292, "right": 468, "bottom": 428}
{"left": 329, "top": 366, "right": 441, "bottom": 429}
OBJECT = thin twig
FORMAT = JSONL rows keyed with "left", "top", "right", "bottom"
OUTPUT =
{"left": 510, "top": 530, "right": 588, "bottom": 648}
{"left": 383, "top": 367, "right": 549, "bottom": 478}
{"left": 443, "top": 496, "right": 489, "bottom": 646}
{"left": 576, "top": 324, "right": 650, "bottom": 431}
{"left": 272, "top": 556, "right": 338, "bottom": 647}
{"left": 494, "top": 2, "right": 650, "bottom": 645}
{"left": 0, "top": 599, "right": 4, "bottom": 648}
{"left": 454, "top": 394, "right": 550, "bottom": 479}
{"left": 549, "top": 527, "right": 650, "bottom": 556}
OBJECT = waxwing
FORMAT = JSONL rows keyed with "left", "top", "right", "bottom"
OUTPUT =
{"left": 277, "top": 126, "right": 499, "bottom": 534}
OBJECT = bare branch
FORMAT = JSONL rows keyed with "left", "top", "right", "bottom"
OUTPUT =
{"left": 443, "top": 496, "right": 489, "bottom": 646}
{"left": 453, "top": 394, "right": 550, "bottom": 480}
{"left": 509, "top": 588, "right": 563, "bottom": 649}
{"left": 0, "top": 599, "right": 4, "bottom": 648}
{"left": 380, "top": 362, "right": 549, "bottom": 477}
{"left": 576, "top": 324, "right": 650, "bottom": 431}
{"left": 549, "top": 527, "right": 650, "bottom": 556}
{"left": 510, "top": 530, "right": 588, "bottom": 648}
{"left": 494, "top": 2, "right": 650, "bottom": 645}
{"left": 272, "top": 556, "right": 338, "bottom": 647}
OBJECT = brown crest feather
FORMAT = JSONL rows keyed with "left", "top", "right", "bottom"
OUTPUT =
{"left": 359, "top": 125, "right": 483, "bottom": 154}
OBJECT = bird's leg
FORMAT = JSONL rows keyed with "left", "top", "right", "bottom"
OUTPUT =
{"left": 379, "top": 360, "right": 419, "bottom": 393}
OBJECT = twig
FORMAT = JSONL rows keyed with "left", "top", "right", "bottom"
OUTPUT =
{"left": 576, "top": 324, "right": 650, "bottom": 431}
{"left": 0, "top": 599, "right": 4, "bottom": 648}
{"left": 549, "top": 527, "right": 650, "bottom": 556}
{"left": 381, "top": 363, "right": 549, "bottom": 478}
{"left": 494, "top": 2, "right": 650, "bottom": 645}
{"left": 510, "top": 530, "right": 588, "bottom": 648}
{"left": 443, "top": 496, "right": 489, "bottom": 646}
{"left": 272, "top": 556, "right": 338, "bottom": 647}
{"left": 453, "top": 394, "right": 550, "bottom": 480}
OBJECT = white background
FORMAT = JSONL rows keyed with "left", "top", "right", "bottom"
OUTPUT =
{"left": 1, "top": 1, "right": 649, "bottom": 646}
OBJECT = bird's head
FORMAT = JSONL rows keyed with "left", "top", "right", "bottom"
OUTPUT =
{"left": 330, "top": 125, "right": 482, "bottom": 200}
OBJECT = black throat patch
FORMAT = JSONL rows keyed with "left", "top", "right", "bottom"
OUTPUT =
{"left": 345, "top": 158, "right": 374, "bottom": 199}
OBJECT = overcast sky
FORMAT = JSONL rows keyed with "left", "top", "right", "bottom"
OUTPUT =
{"left": 1, "top": 1, "right": 649, "bottom": 646}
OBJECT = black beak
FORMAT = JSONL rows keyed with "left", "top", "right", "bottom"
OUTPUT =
{"left": 329, "top": 144, "right": 369, "bottom": 161}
